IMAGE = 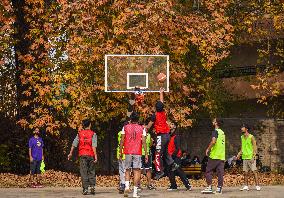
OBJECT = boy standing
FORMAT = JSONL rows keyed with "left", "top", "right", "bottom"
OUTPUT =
{"left": 68, "top": 119, "right": 97, "bottom": 195}
{"left": 117, "top": 130, "right": 126, "bottom": 194}
{"left": 141, "top": 131, "right": 156, "bottom": 190}
{"left": 120, "top": 112, "right": 148, "bottom": 198}
{"left": 29, "top": 128, "right": 44, "bottom": 188}
{"left": 237, "top": 124, "right": 261, "bottom": 191}
{"left": 201, "top": 118, "right": 226, "bottom": 194}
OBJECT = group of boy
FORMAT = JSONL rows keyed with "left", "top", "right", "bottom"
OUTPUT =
{"left": 201, "top": 119, "right": 261, "bottom": 194}
{"left": 28, "top": 89, "right": 262, "bottom": 196}
{"left": 116, "top": 88, "right": 192, "bottom": 197}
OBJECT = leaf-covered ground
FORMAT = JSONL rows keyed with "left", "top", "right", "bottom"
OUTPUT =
{"left": 1, "top": 169, "right": 283, "bottom": 188}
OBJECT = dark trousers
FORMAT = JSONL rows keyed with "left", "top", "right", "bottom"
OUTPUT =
{"left": 205, "top": 158, "right": 224, "bottom": 187}
{"left": 155, "top": 133, "right": 174, "bottom": 172}
{"left": 168, "top": 157, "right": 190, "bottom": 188}
{"left": 79, "top": 155, "right": 96, "bottom": 189}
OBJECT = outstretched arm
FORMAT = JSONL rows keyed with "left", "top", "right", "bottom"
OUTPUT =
{"left": 160, "top": 87, "right": 164, "bottom": 103}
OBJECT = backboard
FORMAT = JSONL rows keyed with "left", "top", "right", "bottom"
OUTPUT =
{"left": 105, "top": 55, "right": 169, "bottom": 92}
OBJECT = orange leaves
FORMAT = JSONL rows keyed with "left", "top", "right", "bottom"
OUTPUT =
{"left": 11, "top": 0, "right": 237, "bottom": 132}
{"left": 19, "top": 54, "right": 35, "bottom": 63}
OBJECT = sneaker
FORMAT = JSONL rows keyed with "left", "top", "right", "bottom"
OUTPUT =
{"left": 119, "top": 184, "right": 125, "bottom": 194}
{"left": 154, "top": 171, "right": 164, "bottom": 180}
{"left": 124, "top": 188, "right": 130, "bottom": 197}
{"left": 90, "top": 186, "right": 95, "bottom": 195}
{"left": 186, "top": 185, "right": 192, "bottom": 191}
{"left": 240, "top": 185, "right": 249, "bottom": 191}
{"left": 171, "top": 163, "right": 179, "bottom": 172}
{"left": 36, "top": 183, "right": 43, "bottom": 188}
{"left": 201, "top": 186, "right": 213, "bottom": 194}
{"left": 82, "top": 188, "right": 88, "bottom": 195}
{"left": 147, "top": 184, "right": 156, "bottom": 190}
{"left": 256, "top": 186, "right": 261, "bottom": 191}
{"left": 167, "top": 186, "right": 178, "bottom": 191}
{"left": 30, "top": 183, "right": 37, "bottom": 188}
{"left": 214, "top": 187, "right": 222, "bottom": 194}
{"left": 133, "top": 193, "right": 140, "bottom": 198}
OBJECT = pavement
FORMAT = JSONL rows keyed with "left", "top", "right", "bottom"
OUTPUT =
{"left": 1, "top": 186, "right": 284, "bottom": 198}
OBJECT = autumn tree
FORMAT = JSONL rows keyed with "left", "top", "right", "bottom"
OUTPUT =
{"left": 1, "top": 0, "right": 234, "bottom": 131}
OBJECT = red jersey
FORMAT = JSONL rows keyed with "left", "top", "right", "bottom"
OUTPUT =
{"left": 123, "top": 123, "right": 145, "bottom": 155}
{"left": 168, "top": 135, "right": 182, "bottom": 157}
{"left": 154, "top": 111, "right": 170, "bottom": 134}
{"left": 78, "top": 129, "right": 95, "bottom": 157}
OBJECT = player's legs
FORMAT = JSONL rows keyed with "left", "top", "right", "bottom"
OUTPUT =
{"left": 36, "top": 160, "right": 43, "bottom": 187}
{"left": 202, "top": 159, "right": 217, "bottom": 193}
{"left": 154, "top": 135, "right": 162, "bottom": 172}
{"left": 132, "top": 155, "right": 142, "bottom": 197}
{"left": 161, "top": 133, "right": 174, "bottom": 167}
{"left": 215, "top": 160, "right": 224, "bottom": 193}
{"left": 88, "top": 156, "right": 96, "bottom": 194}
{"left": 119, "top": 159, "right": 126, "bottom": 193}
{"left": 174, "top": 157, "right": 191, "bottom": 189}
{"left": 79, "top": 156, "right": 90, "bottom": 194}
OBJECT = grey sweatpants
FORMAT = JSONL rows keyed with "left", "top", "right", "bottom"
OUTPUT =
{"left": 205, "top": 158, "right": 224, "bottom": 187}
{"left": 79, "top": 156, "right": 96, "bottom": 189}
{"left": 119, "top": 159, "right": 126, "bottom": 185}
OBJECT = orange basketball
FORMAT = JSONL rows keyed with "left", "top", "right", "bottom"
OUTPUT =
{"left": 157, "top": 73, "right": 166, "bottom": 83}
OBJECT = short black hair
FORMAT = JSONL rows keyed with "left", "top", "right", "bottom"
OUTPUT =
{"left": 130, "top": 112, "right": 139, "bottom": 122}
{"left": 155, "top": 101, "right": 164, "bottom": 112}
{"left": 82, "top": 119, "right": 91, "bottom": 129}
{"left": 242, "top": 124, "right": 250, "bottom": 131}
{"left": 215, "top": 118, "right": 223, "bottom": 127}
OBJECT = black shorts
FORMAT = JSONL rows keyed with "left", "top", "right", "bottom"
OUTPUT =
{"left": 30, "top": 160, "right": 41, "bottom": 175}
{"left": 141, "top": 155, "right": 152, "bottom": 170}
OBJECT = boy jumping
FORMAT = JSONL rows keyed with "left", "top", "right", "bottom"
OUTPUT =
{"left": 147, "top": 88, "right": 178, "bottom": 180}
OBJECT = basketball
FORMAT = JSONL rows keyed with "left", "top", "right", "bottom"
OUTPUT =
{"left": 157, "top": 73, "right": 166, "bottom": 83}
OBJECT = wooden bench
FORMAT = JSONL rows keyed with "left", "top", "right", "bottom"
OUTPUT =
{"left": 181, "top": 164, "right": 202, "bottom": 178}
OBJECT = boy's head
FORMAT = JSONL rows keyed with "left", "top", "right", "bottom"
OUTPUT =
{"left": 33, "top": 128, "right": 40, "bottom": 135}
{"left": 169, "top": 121, "right": 177, "bottom": 135}
{"left": 155, "top": 101, "right": 164, "bottom": 112}
{"left": 241, "top": 124, "right": 250, "bottom": 133}
{"left": 82, "top": 119, "right": 91, "bottom": 129}
{"left": 212, "top": 118, "right": 222, "bottom": 128}
{"left": 130, "top": 112, "right": 139, "bottom": 123}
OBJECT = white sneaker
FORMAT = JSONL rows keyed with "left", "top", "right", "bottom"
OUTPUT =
{"left": 240, "top": 186, "right": 249, "bottom": 191}
{"left": 201, "top": 186, "right": 213, "bottom": 194}
{"left": 256, "top": 186, "right": 261, "bottom": 191}
{"left": 133, "top": 193, "right": 140, "bottom": 198}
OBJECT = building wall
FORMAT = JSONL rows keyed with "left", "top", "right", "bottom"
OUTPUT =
{"left": 180, "top": 118, "right": 284, "bottom": 171}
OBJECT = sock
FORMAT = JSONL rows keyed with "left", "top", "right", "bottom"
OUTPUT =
{"left": 133, "top": 186, "right": 138, "bottom": 195}
{"left": 125, "top": 181, "right": 130, "bottom": 189}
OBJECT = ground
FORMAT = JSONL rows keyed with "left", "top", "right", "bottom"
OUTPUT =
{"left": 1, "top": 186, "right": 284, "bottom": 198}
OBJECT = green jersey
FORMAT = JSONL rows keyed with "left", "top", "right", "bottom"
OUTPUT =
{"left": 142, "top": 133, "right": 151, "bottom": 156}
{"left": 209, "top": 128, "right": 226, "bottom": 160}
{"left": 116, "top": 131, "right": 125, "bottom": 160}
{"left": 241, "top": 134, "right": 254, "bottom": 160}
